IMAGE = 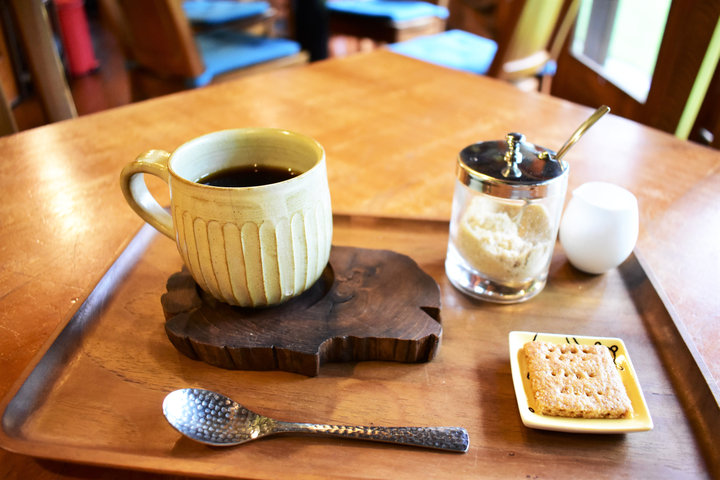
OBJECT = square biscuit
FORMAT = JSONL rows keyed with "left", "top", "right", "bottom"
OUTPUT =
{"left": 523, "top": 340, "right": 633, "bottom": 419}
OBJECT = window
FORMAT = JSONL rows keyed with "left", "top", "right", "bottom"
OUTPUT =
{"left": 570, "top": 0, "right": 672, "bottom": 103}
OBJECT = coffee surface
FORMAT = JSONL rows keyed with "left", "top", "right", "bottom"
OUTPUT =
{"left": 198, "top": 165, "right": 300, "bottom": 187}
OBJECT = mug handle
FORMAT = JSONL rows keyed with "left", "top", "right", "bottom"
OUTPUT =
{"left": 119, "top": 149, "right": 174, "bottom": 239}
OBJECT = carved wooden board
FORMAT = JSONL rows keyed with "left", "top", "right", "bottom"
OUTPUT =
{"left": 161, "top": 246, "right": 442, "bottom": 376}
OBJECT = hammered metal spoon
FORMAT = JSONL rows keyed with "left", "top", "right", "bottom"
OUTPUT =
{"left": 163, "top": 388, "right": 469, "bottom": 452}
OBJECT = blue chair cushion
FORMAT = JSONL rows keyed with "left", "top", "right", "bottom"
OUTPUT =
{"left": 327, "top": 1, "right": 449, "bottom": 22}
{"left": 183, "top": 1, "right": 271, "bottom": 26}
{"left": 539, "top": 59, "right": 557, "bottom": 77}
{"left": 191, "top": 30, "right": 300, "bottom": 87}
{"left": 389, "top": 29, "right": 498, "bottom": 74}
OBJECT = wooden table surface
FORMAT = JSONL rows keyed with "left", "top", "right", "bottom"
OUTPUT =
{"left": 1, "top": 50, "right": 718, "bottom": 479}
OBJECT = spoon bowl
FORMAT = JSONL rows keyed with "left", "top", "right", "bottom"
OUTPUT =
{"left": 163, "top": 388, "right": 470, "bottom": 452}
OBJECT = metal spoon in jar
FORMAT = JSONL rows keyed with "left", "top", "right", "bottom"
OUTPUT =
{"left": 511, "top": 105, "right": 611, "bottom": 220}
{"left": 162, "top": 388, "right": 470, "bottom": 452}
{"left": 554, "top": 105, "right": 611, "bottom": 160}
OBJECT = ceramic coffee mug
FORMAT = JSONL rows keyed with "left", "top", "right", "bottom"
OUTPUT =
{"left": 120, "top": 128, "right": 332, "bottom": 307}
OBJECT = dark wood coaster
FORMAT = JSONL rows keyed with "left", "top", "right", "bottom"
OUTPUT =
{"left": 161, "top": 246, "right": 442, "bottom": 376}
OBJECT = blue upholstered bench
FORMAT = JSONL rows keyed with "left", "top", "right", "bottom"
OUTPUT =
{"left": 326, "top": 1, "right": 449, "bottom": 23}
{"left": 389, "top": 29, "right": 558, "bottom": 78}
{"left": 191, "top": 30, "right": 301, "bottom": 87}
{"left": 183, "top": 1, "right": 271, "bottom": 26}
{"left": 389, "top": 29, "right": 498, "bottom": 74}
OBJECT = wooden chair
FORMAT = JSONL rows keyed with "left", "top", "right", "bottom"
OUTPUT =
{"left": 0, "top": 13, "right": 18, "bottom": 135}
{"left": 1, "top": 0, "right": 77, "bottom": 134}
{"left": 389, "top": 0, "right": 580, "bottom": 90}
{"left": 327, "top": 0, "right": 450, "bottom": 51}
{"left": 491, "top": 0, "right": 580, "bottom": 83}
{"left": 0, "top": 85, "right": 17, "bottom": 136}
{"left": 102, "top": 0, "right": 308, "bottom": 100}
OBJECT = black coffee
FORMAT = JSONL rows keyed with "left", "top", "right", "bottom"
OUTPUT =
{"left": 198, "top": 165, "right": 301, "bottom": 187}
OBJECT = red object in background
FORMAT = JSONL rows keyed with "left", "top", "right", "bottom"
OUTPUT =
{"left": 55, "top": 0, "right": 99, "bottom": 76}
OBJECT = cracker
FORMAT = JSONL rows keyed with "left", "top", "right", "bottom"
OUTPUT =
{"left": 523, "top": 340, "right": 633, "bottom": 419}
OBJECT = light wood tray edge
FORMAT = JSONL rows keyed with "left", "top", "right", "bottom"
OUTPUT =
{"left": 0, "top": 217, "right": 718, "bottom": 478}
{"left": 628, "top": 249, "right": 719, "bottom": 475}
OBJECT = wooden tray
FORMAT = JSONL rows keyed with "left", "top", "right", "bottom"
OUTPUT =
{"left": 1, "top": 214, "right": 718, "bottom": 479}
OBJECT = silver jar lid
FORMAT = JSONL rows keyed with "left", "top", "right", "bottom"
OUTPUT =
{"left": 457, "top": 132, "right": 568, "bottom": 199}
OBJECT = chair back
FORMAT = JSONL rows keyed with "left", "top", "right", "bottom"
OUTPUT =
{"left": 104, "top": 0, "right": 205, "bottom": 78}
{"left": 0, "top": 18, "right": 17, "bottom": 135}
{"left": 489, "top": 0, "right": 578, "bottom": 81}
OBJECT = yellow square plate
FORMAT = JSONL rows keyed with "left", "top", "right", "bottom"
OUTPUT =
{"left": 509, "top": 331, "right": 653, "bottom": 433}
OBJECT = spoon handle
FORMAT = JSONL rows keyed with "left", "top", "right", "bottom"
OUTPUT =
{"left": 555, "top": 105, "right": 610, "bottom": 160}
{"left": 273, "top": 421, "right": 469, "bottom": 452}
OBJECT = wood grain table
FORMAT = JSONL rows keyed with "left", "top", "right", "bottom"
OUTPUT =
{"left": 0, "top": 50, "right": 718, "bottom": 479}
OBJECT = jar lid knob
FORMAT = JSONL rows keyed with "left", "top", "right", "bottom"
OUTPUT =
{"left": 502, "top": 132, "right": 525, "bottom": 178}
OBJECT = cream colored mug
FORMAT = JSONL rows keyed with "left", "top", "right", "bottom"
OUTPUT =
{"left": 120, "top": 128, "right": 332, "bottom": 307}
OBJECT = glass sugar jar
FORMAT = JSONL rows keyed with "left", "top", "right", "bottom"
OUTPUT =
{"left": 445, "top": 132, "right": 569, "bottom": 303}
